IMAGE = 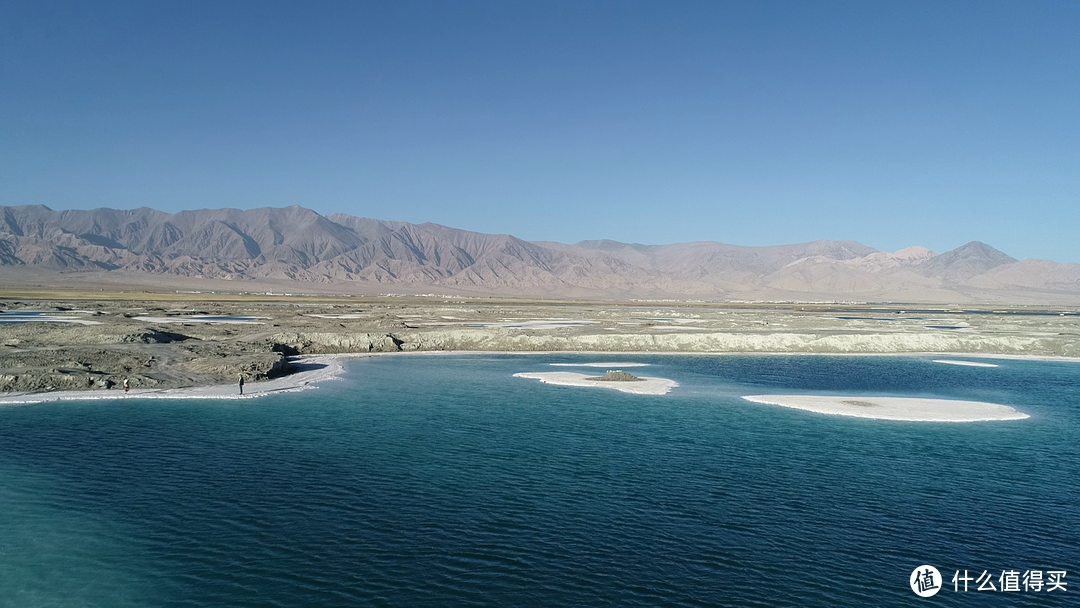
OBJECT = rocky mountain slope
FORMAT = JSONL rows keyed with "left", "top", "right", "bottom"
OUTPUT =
{"left": 2, "top": 204, "right": 1078, "bottom": 302}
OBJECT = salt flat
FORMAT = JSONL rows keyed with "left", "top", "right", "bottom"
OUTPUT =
{"left": 0, "top": 311, "right": 102, "bottom": 325}
{"left": 742, "top": 394, "right": 1028, "bottom": 422}
{"left": 307, "top": 313, "right": 368, "bottom": 319}
{"left": 468, "top": 319, "right": 599, "bottom": 330}
{"left": 514, "top": 371, "right": 677, "bottom": 395}
{"left": 1, "top": 295, "right": 1077, "bottom": 397}
{"left": 0, "top": 316, "right": 102, "bottom": 325}
{"left": 133, "top": 315, "right": 267, "bottom": 324}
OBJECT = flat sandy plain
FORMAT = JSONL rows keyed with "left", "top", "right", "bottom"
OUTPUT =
{"left": 0, "top": 288, "right": 1077, "bottom": 395}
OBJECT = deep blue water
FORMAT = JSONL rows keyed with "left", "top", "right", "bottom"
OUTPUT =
{"left": 1, "top": 355, "right": 1077, "bottom": 607}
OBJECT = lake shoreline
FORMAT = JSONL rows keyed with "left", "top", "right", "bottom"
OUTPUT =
{"left": 2, "top": 349, "right": 1078, "bottom": 406}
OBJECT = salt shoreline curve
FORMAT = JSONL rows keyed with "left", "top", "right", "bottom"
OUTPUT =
{"left": 0, "top": 355, "right": 347, "bottom": 405}
{"left": 932, "top": 359, "right": 999, "bottom": 368}
{"left": 514, "top": 372, "right": 677, "bottom": 395}
{"left": 742, "top": 394, "right": 1029, "bottom": 422}
{"left": 549, "top": 362, "right": 650, "bottom": 368}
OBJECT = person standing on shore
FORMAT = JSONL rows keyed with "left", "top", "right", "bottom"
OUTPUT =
{"left": 238, "top": 374, "right": 244, "bottom": 395}
{"left": 123, "top": 378, "right": 129, "bottom": 393}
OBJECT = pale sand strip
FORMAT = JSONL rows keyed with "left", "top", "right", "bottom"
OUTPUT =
{"left": 0, "top": 355, "right": 347, "bottom": 405}
{"left": 742, "top": 395, "right": 1028, "bottom": 422}
{"left": 513, "top": 372, "right": 677, "bottom": 395}
{"left": 933, "top": 359, "right": 999, "bottom": 368}
{"left": 549, "top": 362, "right": 650, "bottom": 368}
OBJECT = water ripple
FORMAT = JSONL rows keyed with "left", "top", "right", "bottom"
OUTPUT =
{"left": 0, "top": 354, "right": 1077, "bottom": 606}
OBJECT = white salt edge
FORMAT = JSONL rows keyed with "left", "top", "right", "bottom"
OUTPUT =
{"left": 549, "top": 362, "right": 650, "bottom": 368}
{"left": 514, "top": 372, "right": 676, "bottom": 395}
{"left": 742, "top": 394, "right": 1028, "bottom": 422}
{"left": 932, "top": 359, "right": 999, "bottom": 368}
{"left": 0, "top": 355, "right": 346, "bottom": 405}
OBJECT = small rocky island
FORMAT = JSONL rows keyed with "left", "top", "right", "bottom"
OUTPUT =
{"left": 585, "top": 370, "right": 645, "bottom": 382}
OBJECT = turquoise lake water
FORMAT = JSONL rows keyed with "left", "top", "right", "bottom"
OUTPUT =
{"left": 1, "top": 354, "right": 1077, "bottom": 606}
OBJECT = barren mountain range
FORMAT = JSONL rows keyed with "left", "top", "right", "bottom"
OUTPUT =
{"left": 2, "top": 204, "right": 1079, "bottom": 303}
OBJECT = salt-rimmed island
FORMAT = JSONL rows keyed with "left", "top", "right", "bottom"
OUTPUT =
{"left": 514, "top": 371, "right": 677, "bottom": 395}
{"left": 550, "top": 362, "right": 650, "bottom": 368}
{"left": 742, "top": 394, "right": 1028, "bottom": 422}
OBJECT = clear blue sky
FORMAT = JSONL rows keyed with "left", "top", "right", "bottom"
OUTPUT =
{"left": 2, "top": 1, "right": 1078, "bottom": 261}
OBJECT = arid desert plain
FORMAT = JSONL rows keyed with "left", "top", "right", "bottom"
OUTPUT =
{"left": 1, "top": 289, "right": 1077, "bottom": 397}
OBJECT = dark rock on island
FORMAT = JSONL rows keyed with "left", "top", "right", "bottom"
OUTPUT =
{"left": 585, "top": 370, "right": 645, "bottom": 382}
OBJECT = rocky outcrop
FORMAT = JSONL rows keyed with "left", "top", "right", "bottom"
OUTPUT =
{"left": 266, "top": 332, "right": 404, "bottom": 354}
{"left": 182, "top": 352, "right": 291, "bottom": 381}
{"left": 124, "top": 329, "right": 192, "bottom": 344}
{"left": 586, "top": 370, "right": 644, "bottom": 382}
{"left": 0, "top": 370, "right": 122, "bottom": 392}
{"left": 0, "top": 347, "right": 156, "bottom": 392}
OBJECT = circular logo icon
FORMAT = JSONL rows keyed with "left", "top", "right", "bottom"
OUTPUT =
{"left": 910, "top": 565, "right": 942, "bottom": 597}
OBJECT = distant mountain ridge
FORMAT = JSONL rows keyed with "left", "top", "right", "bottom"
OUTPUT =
{"left": 2, "top": 204, "right": 1078, "bottom": 303}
